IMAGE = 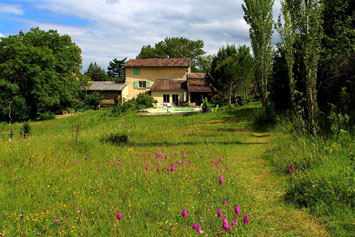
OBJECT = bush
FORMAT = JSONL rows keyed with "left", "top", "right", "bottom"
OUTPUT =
{"left": 102, "top": 133, "right": 128, "bottom": 145}
{"left": 135, "top": 93, "right": 155, "bottom": 109}
{"left": 180, "top": 102, "right": 192, "bottom": 107}
{"left": 202, "top": 98, "right": 212, "bottom": 112}
{"left": 37, "top": 113, "right": 55, "bottom": 121}
{"left": 83, "top": 94, "right": 100, "bottom": 109}
{"left": 20, "top": 122, "right": 32, "bottom": 138}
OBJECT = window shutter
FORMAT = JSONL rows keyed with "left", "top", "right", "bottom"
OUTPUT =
{"left": 146, "top": 80, "right": 150, "bottom": 88}
{"left": 134, "top": 80, "right": 138, "bottom": 88}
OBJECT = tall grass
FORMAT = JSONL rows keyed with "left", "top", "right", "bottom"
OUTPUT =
{"left": 264, "top": 120, "right": 355, "bottom": 236}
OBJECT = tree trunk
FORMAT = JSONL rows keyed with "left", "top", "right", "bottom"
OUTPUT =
{"left": 229, "top": 84, "right": 232, "bottom": 106}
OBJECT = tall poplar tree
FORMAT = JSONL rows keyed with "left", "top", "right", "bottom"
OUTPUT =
{"left": 282, "top": 0, "right": 323, "bottom": 134}
{"left": 242, "top": 0, "right": 274, "bottom": 113}
{"left": 277, "top": 0, "right": 296, "bottom": 113}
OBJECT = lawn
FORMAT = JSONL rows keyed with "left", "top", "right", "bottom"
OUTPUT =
{"left": 0, "top": 103, "right": 328, "bottom": 236}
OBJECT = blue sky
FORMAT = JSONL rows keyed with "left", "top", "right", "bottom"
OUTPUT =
{"left": 0, "top": 0, "right": 281, "bottom": 71}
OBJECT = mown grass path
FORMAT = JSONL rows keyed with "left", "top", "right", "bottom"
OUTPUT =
{"left": 0, "top": 104, "right": 328, "bottom": 236}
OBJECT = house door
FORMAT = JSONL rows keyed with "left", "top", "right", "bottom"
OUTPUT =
{"left": 172, "top": 94, "right": 179, "bottom": 105}
{"left": 163, "top": 94, "right": 170, "bottom": 103}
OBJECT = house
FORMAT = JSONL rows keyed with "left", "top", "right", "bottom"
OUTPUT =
{"left": 125, "top": 58, "right": 216, "bottom": 106}
{"left": 86, "top": 81, "right": 128, "bottom": 106}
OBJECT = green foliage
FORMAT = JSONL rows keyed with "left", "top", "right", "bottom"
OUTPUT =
{"left": 242, "top": 0, "right": 274, "bottom": 112}
{"left": 101, "top": 133, "right": 128, "bottom": 145}
{"left": 37, "top": 113, "right": 55, "bottom": 121}
{"left": 136, "top": 37, "right": 206, "bottom": 72}
{"left": 83, "top": 94, "right": 101, "bottom": 110}
{"left": 135, "top": 93, "right": 155, "bottom": 108}
{"left": 327, "top": 104, "right": 350, "bottom": 135}
{"left": 85, "top": 62, "right": 108, "bottom": 81}
{"left": 209, "top": 45, "right": 254, "bottom": 105}
{"left": 0, "top": 27, "right": 82, "bottom": 121}
{"left": 265, "top": 122, "right": 355, "bottom": 236}
{"left": 201, "top": 98, "right": 212, "bottom": 112}
{"left": 20, "top": 122, "right": 32, "bottom": 138}
{"left": 107, "top": 58, "right": 126, "bottom": 82}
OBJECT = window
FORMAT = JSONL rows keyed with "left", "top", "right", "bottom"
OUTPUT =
{"left": 133, "top": 68, "right": 140, "bottom": 75}
{"left": 139, "top": 81, "right": 146, "bottom": 88}
{"left": 163, "top": 94, "right": 170, "bottom": 103}
{"left": 172, "top": 94, "right": 179, "bottom": 105}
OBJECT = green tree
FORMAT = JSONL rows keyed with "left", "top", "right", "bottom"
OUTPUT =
{"left": 209, "top": 45, "right": 254, "bottom": 105}
{"left": 277, "top": 0, "right": 297, "bottom": 113}
{"left": 283, "top": 0, "right": 323, "bottom": 134}
{"left": 107, "top": 58, "right": 127, "bottom": 82}
{"left": 137, "top": 37, "right": 206, "bottom": 72}
{"left": 242, "top": 0, "right": 274, "bottom": 113}
{"left": 0, "top": 27, "right": 82, "bottom": 121}
{"left": 85, "top": 62, "right": 108, "bottom": 81}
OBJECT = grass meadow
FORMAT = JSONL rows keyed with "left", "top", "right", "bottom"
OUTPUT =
{"left": 0, "top": 103, "right": 335, "bottom": 236}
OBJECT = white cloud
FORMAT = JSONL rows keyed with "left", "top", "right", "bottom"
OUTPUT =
{"left": 26, "top": 0, "right": 281, "bottom": 71}
{"left": 0, "top": 32, "right": 4, "bottom": 38}
{"left": 0, "top": 4, "right": 24, "bottom": 15}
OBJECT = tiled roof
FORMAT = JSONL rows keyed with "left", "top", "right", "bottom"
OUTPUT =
{"left": 187, "top": 72, "right": 206, "bottom": 79}
{"left": 125, "top": 58, "right": 191, "bottom": 67}
{"left": 150, "top": 79, "right": 187, "bottom": 91}
{"left": 86, "top": 81, "right": 128, "bottom": 91}
{"left": 187, "top": 74, "right": 216, "bottom": 93}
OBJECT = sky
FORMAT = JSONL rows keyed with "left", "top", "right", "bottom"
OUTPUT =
{"left": 0, "top": 0, "right": 281, "bottom": 71}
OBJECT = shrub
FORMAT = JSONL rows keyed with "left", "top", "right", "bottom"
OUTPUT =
{"left": 180, "top": 102, "right": 192, "bottom": 107}
{"left": 102, "top": 133, "right": 128, "bottom": 145}
{"left": 20, "top": 122, "right": 32, "bottom": 138}
{"left": 122, "top": 99, "right": 138, "bottom": 112}
{"left": 37, "top": 113, "right": 55, "bottom": 121}
{"left": 83, "top": 94, "right": 100, "bottom": 110}
{"left": 135, "top": 93, "right": 155, "bottom": 109}
{"left": 202, "top": 98, "right": 212, "bottom": 112}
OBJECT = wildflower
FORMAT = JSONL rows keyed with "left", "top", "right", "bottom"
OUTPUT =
{"left": 234, "top": 205, "right": 240, "bottom": 215}
{"left": 196, "top": 225, "right": 202, "bottom": 232}
{"left": 182, "top": 209, "right": 188, "bottom": 218}
{"left": 222, "top": 217, "right": 231, "bottom": 232}
{"left": 222, "top": 200, "right": 227, "bottom": 205}
{"left": 164, "top": 155, "right": 168, "bottom": 159}
{"left": 288, "top": 165, "right": 294, "bottom": 174}
{"left": 171, "top": 163, "right": 175, "bottom": 167}
{"left": 36, "top": 233, "right": 41, "bottom": 236}
{"left": 157, "top": 168, "right": 160, "bottom": 172}
{"left": 117, "top": 212, "right": 122, "bottom": 220}
{"left": 34, "top": 162, "right": 38, "bottom": 166}
{"left": 145, "top": 166, "right": 149, "bottom": 171}
{"left": 200, "top": 155, "right": 203, "bottom": 158}
{"left": 189, "top": 159, "right": 192, "bottom": 163}
{"left": 136, "top": 153, "right": 140, "bottom": 157}
{"left": 182, "top": 151, "right": 186, "bottom": 158}
{"left": 217, "top": 209, "right": 223, "bottom": 218}
{"left": 144, "top": 174, "right": 147, "bottom": 177}
{"left": 220, "top": 168, "right": 224, "bottom": 173}
{"left": 244, "top": 215, "right": 249, "bottom": 224}
{"left": 211, "top": 160, "right": 215, "bottom": 165}
{"left": 219, "top": 175, "right": 224, "bottom": 184}
{"left": 84, "top": 156, "right": 88, "bottom": 161}
{"left": 55, "top": 219, "right": 60, "bottom": 223}
{"left": 177, "top": 160, "right": 181, "bottom": 165}
{"left": 218, "top": 157, "right": 223, "bottom": 163}
{"left": 192, "top": 223, "right": 197, "bottom": 229}
{"left": 167, "top": 168, "right": 171, "bottom": 172}
{"left": 232, "top": 219, "right": 238, "bottom": 226}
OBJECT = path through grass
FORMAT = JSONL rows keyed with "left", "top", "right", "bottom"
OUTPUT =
{"left": 0, "top": 103, "right": 328, "bottom": 236}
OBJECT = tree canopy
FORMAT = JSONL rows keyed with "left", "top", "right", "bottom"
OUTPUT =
{"left": 136, "top": 37, "right": 207, "bottom": 72}
{"left": 85, "top": 62, "right": 108, "bottom": 81}
{"left": 107, "top": 58, "right": 127, "bottom": 83}
{"left": 0, "top": 27, "right": 82, "bottom": 121}
{"left": 209, "top": 45, "right": 254, "bottom": 105}
{"left": 242, "top": 0, "right": 274, "bottom": 112}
